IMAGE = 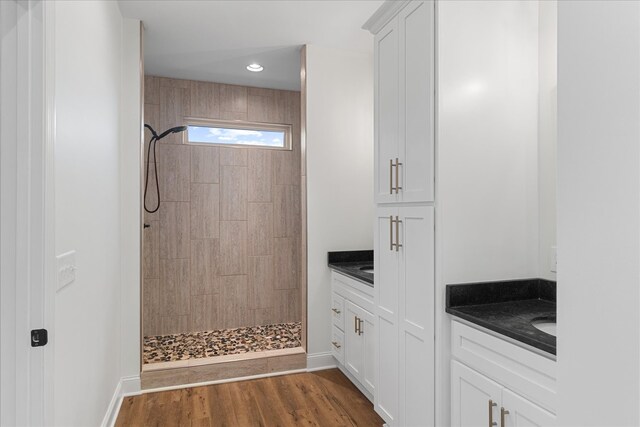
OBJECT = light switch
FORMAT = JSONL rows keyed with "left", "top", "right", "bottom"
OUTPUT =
{"left": 550, "top": 246, "right": 557, "bottom": 273}
{"left": 56, "top": 250, "right": 76, "bottom": 291}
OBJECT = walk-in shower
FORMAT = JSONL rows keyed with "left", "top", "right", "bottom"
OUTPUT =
{"left": 141, "top": 76, "right": 304, "bottom": 384}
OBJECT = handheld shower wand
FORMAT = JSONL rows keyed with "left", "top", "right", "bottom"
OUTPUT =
{"left": 143, "top": 124, "right": 188, "bottom": 213}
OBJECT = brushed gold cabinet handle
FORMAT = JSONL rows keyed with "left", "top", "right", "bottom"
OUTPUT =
{"left": 390, "top": 158, "right": 394, "bottom": 194}
{"left": 331, "top": 341, "right": 341, "bottom": 349}
{"left": 395, "top": 216, "right": 403, "bottom": 252}
{"left": 500, "top": 407, "right": 509, "bottom": 427}
{"left": 489, "top": 400, "right": 497, "bottom": 427}
{"left": 389, "top": 215, "right": 395, "bottom": 251}
{"left": 395, "top": 158, "right": 403, "bottom": 193}
{"left": 358, "top": 318, "right": 364, "bottom": 335}
{"left": 331, "top": 308, "right": 341, "bottom": 314}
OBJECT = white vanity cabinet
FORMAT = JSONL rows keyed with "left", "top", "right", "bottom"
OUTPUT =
{"left": 451, "top": 321, "right": 557, "bottom": 427}
{"left": 330, "top": 271, "right": 376, "bottom": 400}
{"left": 373, "top": 0, "right": 435, "bottom": 204}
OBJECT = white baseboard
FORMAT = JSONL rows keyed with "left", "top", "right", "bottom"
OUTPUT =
{"left": 101, "top": 375, "right": 141, "bottom": 427}
{"left": 306, "top": 351, "right": 337, "bottom": 371}
{"left": 100, "top": 380, "right": 122, "bottom": 427}
{"left": 120, "top": 375, "right": 142, "bottom": 396}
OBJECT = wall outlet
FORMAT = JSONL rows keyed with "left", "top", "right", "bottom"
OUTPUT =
{"left": 56, "top": 250, "right": 77, "bottom": 291}
{"left": 550, "top": 246, "right": 557, "bottom": 273}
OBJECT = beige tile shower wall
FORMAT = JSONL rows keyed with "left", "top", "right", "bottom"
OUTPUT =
{"left": 143, "top": 76, "right": 302, "bottom": 336}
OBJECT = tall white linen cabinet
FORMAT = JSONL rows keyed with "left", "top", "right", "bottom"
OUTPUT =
{"left": 364, "top": 1, "right": 436, "bottom": 425}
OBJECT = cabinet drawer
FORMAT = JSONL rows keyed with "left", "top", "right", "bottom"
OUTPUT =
{"left": 331, "top": 326, "right": 345, "bottom": 365}
{"left": 452, "top": 320, "right": 557, "bottom": 413}
{"left": 331, "top": 292, "right": 345, "bottom": 331}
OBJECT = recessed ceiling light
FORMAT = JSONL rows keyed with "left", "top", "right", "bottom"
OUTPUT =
{"left": 246, "top": 63, "right": 264, "bottom": 73}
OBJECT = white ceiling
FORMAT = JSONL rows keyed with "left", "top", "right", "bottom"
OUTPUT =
{"left": 118, "top": 0, "right": 384, "bottom": 91}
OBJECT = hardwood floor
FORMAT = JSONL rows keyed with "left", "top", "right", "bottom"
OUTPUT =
{"left": 115, "top": 369, "right": 384, "bottom": 426}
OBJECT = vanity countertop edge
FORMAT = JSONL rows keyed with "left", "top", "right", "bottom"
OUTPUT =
{"left": 327, "top": 250, "right": 374, "bottom": 286}
{"left": 446, "top": 278, "right": 556, "bottom": 355}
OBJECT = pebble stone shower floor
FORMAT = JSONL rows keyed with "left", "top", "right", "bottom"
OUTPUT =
{"left": 143, "top": 322, "right": 302, "bottom": 364}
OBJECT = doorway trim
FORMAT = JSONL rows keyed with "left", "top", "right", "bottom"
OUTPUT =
{"left": 0, "top": 1, "right": 55, "bottom": 425}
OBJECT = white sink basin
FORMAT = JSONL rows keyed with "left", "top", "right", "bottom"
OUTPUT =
{"left": 531, "top": 319, "right": 556, "bottom": 337}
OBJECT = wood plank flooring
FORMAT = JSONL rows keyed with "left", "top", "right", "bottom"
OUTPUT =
{"left": 115, "top": 369, "right": 383, "bottom": 427}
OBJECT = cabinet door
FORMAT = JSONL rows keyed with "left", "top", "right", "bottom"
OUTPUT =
{"left": 375, "top": 16, "right": 399, "bottom": 203}
{"left": 398, "top": 205, "right": 435, "bottom": 426}
{"left": 501, "top": 389, "right": 556, "bottom": 427}
{"left": 375, "top": 207, "right": 399, "bottom": 317}
{"left": 398, "top": 0, "right": 434, "bottom": 203}
{"left": 452, "top": 361, "right": 503, "bottom": 427}
{"left": 344, "top": 300, "right": 364, "bottom": 381}
{"left": 374, "top": 207, "right": 399, "bottom": 424}
{"left": 361, "top": 307, "right": 376, "bottom": 395}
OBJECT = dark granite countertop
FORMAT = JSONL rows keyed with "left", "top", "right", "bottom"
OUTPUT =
{"left": 446, "top": 279, "right": 556, "bottom": 355}
{"left": 327, "top": 250, "right": 374, "bottom": 287}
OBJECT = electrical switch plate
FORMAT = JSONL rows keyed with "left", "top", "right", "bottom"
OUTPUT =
{"left": 56, "top": 250, "right": 76, "bottom": 291}
{"left": 550, "top": 246, "right": 557, "bottom": 273}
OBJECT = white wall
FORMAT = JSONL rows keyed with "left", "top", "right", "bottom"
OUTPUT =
{"left": 435, "top": 2, "right": 540, "bottom": 424}
{"left": 557, "top": 1, "right": 640, "bottom": 425}
{"left": 538, "top": 1, "right": 557, "bottom": 281}
{"left": 53, "top": 2, "right": 140, "bottom": 425}
{"left": 305, "top": 45, "right": 374, "bottom": 356}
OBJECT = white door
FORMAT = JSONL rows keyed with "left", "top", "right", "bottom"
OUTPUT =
{"left": 374, "top": 207, "right": 399, "bottom": 423}
{"left": 398, "top": 0, "right": 435, "bottom": 203}
{"left": 344, "top": 300, "right": 364, "bottom": 380}
{"left": 501, "top": 389, "right": 556, "bottom": 427}
{"left": 0, "top": 1, "right": 48, "bottom": 425}
{"left": 374, "top": 16, "right": 399, "bottom": 203}
{"left": 452, "top": 361, "right": 503, "bottom": 427}
{"left": 397, "top": 205, "right": 435, "bottom": 426}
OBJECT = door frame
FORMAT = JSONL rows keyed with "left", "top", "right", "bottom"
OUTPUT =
{"left": 0, "top": 0, "right": 55, "bottom": 425}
